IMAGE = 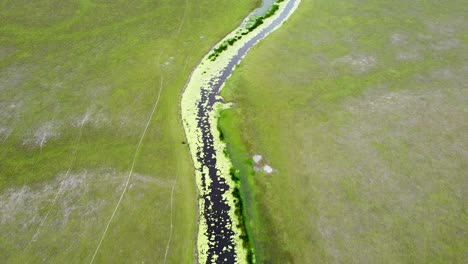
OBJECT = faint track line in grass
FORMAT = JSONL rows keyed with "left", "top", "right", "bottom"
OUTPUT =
{"left": 1, "top": 129, "right": 12, "bottom": 143}
{"left": 89, "top": 76, "right": 164, "bottom": 264}
{"left": 183, "top": 56, "right": 190, "bottom": 72}
{"left": 163, "top": 178, "right": 178, "bottom": 264}
{"left": 162, "top": 10, "right": 190, "bottom": 260}
{"left": 175, "top": 0, "right": 189, "bottom": 37}
{"left": 27, "top": 169, "right": 67, "bottom": 245}
{"left": 27, "top": 113, "right": 59, "bottom": 181}
{"left": 26, "top": 118, "right": 87, "bottom": 248}
{"left": 118, "top": 94, "right": 143, "bottom": 129}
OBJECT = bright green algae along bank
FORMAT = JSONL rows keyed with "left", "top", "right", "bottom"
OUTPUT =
{"left": 180, "top": 0, "right": 300, "bottom": 262}
{"left": 220, "top": 0, "right": 467, "bottom": 262}
{"left": 0, "top": 0, "right": 258, "bottom": 262}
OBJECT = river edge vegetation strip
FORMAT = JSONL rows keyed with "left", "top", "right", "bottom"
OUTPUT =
{"left": 208, "top": 0, "right": 285, "bottom": 61}
{"left": 180, "top": 0, "right": 300, "bottom": 262}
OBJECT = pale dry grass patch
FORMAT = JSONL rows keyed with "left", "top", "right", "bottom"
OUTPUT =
{"left": 0, "top": 166, "right": 173, "bottom": 258}
{"left": 298, "top": 84, "right": 467, "bottom": 261}
{"left": 334, "top": 53, "right": 377, "bottom": 74}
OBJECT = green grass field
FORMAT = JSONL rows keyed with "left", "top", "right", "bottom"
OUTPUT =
{"left": 220, "top": 0, "right": 467, "bottom": 262}
{"left": 0, "top": 0, "right": 258, "bottom": 262}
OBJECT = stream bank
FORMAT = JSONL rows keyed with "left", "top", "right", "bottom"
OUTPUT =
{"left": 180, "top": 0, "right": 300, "bottom": 262}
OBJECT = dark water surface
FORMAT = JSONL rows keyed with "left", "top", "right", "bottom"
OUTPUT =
{"left": 194, "top": 0, "right": 297, "bottom": 262}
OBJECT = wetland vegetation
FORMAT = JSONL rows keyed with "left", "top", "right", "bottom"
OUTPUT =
{"left": 1, "top": 0, "right": 466, "bottom": 263}
{"left": 208, "top": 0, "right": 286, "bottom": 61}
{"left": 0, "top": 0, "right": 258, "bottom": 262}
{"left": 180, "top": 0, "right": 299, "bottom": 262}
{"left": 220, "top": 0, "right": 467, "bottom": 262}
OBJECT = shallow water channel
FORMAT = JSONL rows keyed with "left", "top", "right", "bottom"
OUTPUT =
{"left": 181, "top": 0, "right": 298, "bottom": 262}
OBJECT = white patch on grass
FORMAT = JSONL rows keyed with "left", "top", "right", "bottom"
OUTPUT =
{"left": 431, "top": 38, "right": 460, "bottom": 51}
{"left": 335, "top": 54, "right": 377, "bottom": 74}
{"left": 426, "top": 21, "right": 457, "bottom": 37}
{"left": 252, "top": 154, "right": 275, "bottom": 174}
{"left": 1, "top": 186, "right": 41, "bottom": 226}
{"left": 390, "top": 33, "right": 408, "bottom": 46}
{"left": 23, "top": 121, "right": 61, "bottom": 148}
{"left": 253, "top": 154, "right": 262, "bottom": 164}
{"left": 71, "top": 107, "right": 111, "bottom": 129}
{"left": 77, "top": 110, "right": 91, "bottom": 127}
{"left": 396, "top": 50, "right": 422, "bottom": 61}
{"left": 430, "top": 68, "right": 455, "bottom": 80}
{"left": 0, "top": 101, "right": 23, "bottom": 122}
{"left": 0, "top": 63, "right": 31, "bottom": 92}
{"left": 388, "top": 32, "right": 426, "bottom": 61}
{"left": 0, "top": 126, "right": 12, "bottom": 143}
{"left": 0, "top": 168, "right": 151, "bottom": 248}
{"left": 263, "top": 165, "right": 274, "bottom": 174}
{"left": 132, "top": 174, "right": 174, "bottom": 188}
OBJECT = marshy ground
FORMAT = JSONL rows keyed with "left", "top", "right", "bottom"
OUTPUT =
{"left": 220, "top": 0, "right": 467, "bottom": 262}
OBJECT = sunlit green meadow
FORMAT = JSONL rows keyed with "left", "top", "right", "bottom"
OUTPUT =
{"left": 220, "top": 0, "right": 467, "bottom": 262}
{"left": 0, "top": 0, "right": 258, "bottom": 262}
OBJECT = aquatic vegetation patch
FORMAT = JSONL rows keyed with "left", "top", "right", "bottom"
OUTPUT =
{"left": 208, "top": 0, "right": 287, "bottom": 61}
{"left": 181, "top": 0, "right": 300, "bottom": 262}
{"left": 217, "top": 108, "right": 258, "bottom": 264}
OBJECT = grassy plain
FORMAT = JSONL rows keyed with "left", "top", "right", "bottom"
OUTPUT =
{"left": 220, "top": 0, "right": 467, "bottom": 262}
{"left": 0, "top": 0, "right": 257, "bottom": 262}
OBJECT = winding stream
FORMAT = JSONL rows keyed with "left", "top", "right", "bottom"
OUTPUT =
{"left": 181, "top": 0, "right": 300, "bottom": 262}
